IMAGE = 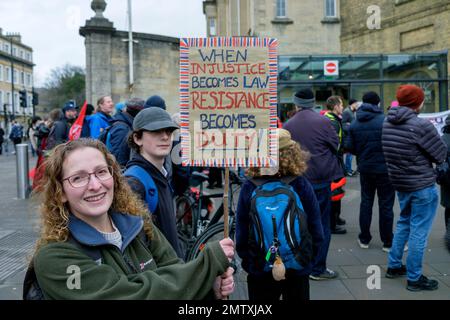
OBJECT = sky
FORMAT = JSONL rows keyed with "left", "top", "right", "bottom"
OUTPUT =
{"left": 0, "top": 0, "right": 206, "bottom": 87}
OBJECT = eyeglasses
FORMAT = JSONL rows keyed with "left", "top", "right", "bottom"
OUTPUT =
{"left": 62, "top": 166, "right": 113, "bottom": 188}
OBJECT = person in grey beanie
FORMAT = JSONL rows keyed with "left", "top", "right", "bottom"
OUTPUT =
{"left": 284, "top": 88, "right": 341, "bottom": 280}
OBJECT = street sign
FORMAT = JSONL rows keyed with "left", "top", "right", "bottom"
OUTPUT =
{"left": 324, "top": 60, "right": 339, "bottom": 76}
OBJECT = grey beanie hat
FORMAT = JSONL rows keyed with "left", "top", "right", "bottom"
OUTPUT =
{"left": 293, "top": 88, "right": 315, "bottom": 109}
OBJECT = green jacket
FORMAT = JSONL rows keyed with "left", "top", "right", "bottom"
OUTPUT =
{"left": 34, "top": 212, "right": 230, "bottom": 300}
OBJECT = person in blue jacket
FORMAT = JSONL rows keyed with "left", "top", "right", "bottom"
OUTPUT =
{"left": 236, "top": 129, "right": 324, "bottom": 301}
{"left": 89, "top": 96, "right": 114, "bottom": 139}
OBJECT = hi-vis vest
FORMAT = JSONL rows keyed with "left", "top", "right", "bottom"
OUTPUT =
{"left": 331, "top": 177, "right": 346, "bottom": 202}
{"left": 324, "top": 112, "right": 343, "bottom": 145}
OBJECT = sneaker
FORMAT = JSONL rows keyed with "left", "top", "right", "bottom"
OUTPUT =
{"left": 385, "top": 265, "right": 407, "bottom": 278}
{"left": 331, "top": 226, "right": 347, "bottom": 234}
{"left": 407, "top": 275, "right": 438, "bottom": 291}
{"left": 336, "top": 217, "right": 346, "bottom": 226}
{"left": 358, "top": 239, "right": 369, "bottom": 249}
{"left": 309, "top": 268, "right": 339, "bottom": 281}
{"left": 382, "top": 246, "right": 391, "bottom": 253}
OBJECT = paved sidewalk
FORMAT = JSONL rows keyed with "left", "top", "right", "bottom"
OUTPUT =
{"left": 0, "top": 153, "right": 449, "bottom": 300}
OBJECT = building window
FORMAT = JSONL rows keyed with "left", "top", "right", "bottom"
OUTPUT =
{"left": 6, "top": 67, "right": 11, "bottom": 82}
{"left": 13, "top": 70, "right": 18, "bottom": 84}
{"left": 0, "top": 91, "right": 3, "bottom": 108}
{"left": 4, "top": 43, "right": 9, "bottom": 53}
{"left": 26, "top": 73, "right": 31, "bottom": 87}
{"left": 19, "top": 50, "right": 24, "bottom": 59}
{"left": 26, "top": 52, "right": 31, "bottom": 61}
{"left": 12, "top": 47, "right": 17, "bottom": 56}
{"left": 209, "top": 18, "right": 217, "bottom": 36}
{"left": 325, "top": 0, "right": 337, "bottom": 17}
{"left": 20, "top": 71, "right": 25, "bottom": 85}
{"left": 276, "top": 0, "right": 286, "bottom": 18}
{"left": 0, "top": 65, "right": 3, "bottom": 81}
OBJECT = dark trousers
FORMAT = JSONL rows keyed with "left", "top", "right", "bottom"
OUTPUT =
{"left": 445, "top": 208, "right": 450, "bottom": 228}
{"left": 330, "top": 200, "right": 342, "bottom": 231}
{"left": 311, "top": 185, "right": 331, "bottom": 276}
{"left": 208, "top": 167, "right": 222, "bottom": 187}
{"left": 358, "top": 173, "right": 395, "bottom": 246}
{"left": 247, "top": 271, "right": 310, "bottom": 301}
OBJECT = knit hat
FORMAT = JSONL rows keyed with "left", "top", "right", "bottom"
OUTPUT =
{"left": 144, "top": 95, "right": 166, "bottom": 110}
{"left": 293, "top": 88, "right": 315, "bottom": 109}
{"left": 396, "top": 85, "right": 425, "bottom": 109}
{"left": 125, "top": 98, "right": 145, "bottom": 117}
{"left": 362, "top": 91, "right": 380, "bottom": 106}
{"left": 278, "top": 129, "right": 296, "bottom": 151}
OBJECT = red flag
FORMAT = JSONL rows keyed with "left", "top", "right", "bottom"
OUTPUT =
{"left": 68, "top": 101, "right": 87, "bottom": 141}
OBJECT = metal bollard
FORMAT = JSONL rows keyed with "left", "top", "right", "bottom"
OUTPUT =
{"left": 16, "top": 144, "right": 30, "bottom": 199}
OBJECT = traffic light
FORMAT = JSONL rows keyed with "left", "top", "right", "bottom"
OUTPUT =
{"left": 19, "top": 90, "right": 27, "bottom": 108}
{"left": 32, "top": 92, "right": 39, "bottom": 106}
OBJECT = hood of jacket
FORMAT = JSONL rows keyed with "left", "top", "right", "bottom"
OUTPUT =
{"left": 68, "top": 211, "right": 143, "bottom": 252}
{"left": 386, "top": 106, "right": 417, "bottom": 124}
{"left": 109, "top": 111, "right": 133, "bottom": 127}
{"left": 356, "top": 103, "right": 383, "bottom": 122}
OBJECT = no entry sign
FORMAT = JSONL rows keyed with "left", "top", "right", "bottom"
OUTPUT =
{"left": 324, "top": 60, "right": 339, "bottom": 76}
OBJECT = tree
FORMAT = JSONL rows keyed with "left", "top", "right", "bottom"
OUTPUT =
{"left": 44, "top": 64, "right": 86, "bottom": 109}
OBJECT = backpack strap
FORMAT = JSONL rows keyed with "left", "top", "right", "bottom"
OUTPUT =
{"left": 124, "top": 165, "right": 159, "bottom": 214}
{"left": 250, "top": 176, "right": 297, "bottom": 187}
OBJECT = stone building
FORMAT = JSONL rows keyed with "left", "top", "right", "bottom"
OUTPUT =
{"left": 203, "top": 0, "right": 341, "bottom": 55}
{"left": 340, "top": 0, "right": 450, "bottom": 111}
{"left": 0, "top": 29, "right": 34, "bottom": 131}
{"left": 80, "top": 0, "right": 180, "bottom": 115}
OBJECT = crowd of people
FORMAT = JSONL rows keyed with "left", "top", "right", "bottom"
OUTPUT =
{"left": 19, "top": 84, "right": 450, "bottom": 300}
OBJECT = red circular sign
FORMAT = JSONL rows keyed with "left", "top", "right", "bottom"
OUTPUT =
{"left": 326, "top": 62, "right": 336, "bottom": 73}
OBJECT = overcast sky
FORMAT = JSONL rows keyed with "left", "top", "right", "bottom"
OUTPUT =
{"left": 0, "top": 0, "right": 206, "bottom": 87}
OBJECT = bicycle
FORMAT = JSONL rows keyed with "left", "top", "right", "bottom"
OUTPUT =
{"left": 175, "top": 169, "right": 244, "bottom": 261}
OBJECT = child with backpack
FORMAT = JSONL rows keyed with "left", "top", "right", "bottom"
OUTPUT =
{"left": 24, "top": 138, "right": 234, "bottom": 300}
{"left": 236, "top": 129, "right": 324, "bottom": 301}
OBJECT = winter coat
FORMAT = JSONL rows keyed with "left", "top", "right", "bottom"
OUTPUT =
{"left": 125, "top": 153, "right": 183, "bottom": 258}
{"left": 236, "top": 176, "right": 324, "bottom": 277}
{"left": 108, "top": 112, "right": 133, "bottom": 167}
{"left": 284, "top": 109, "right": 343, "bottom": 184}
{"left": 342, "top": 107, "right": 355, "bottom": 134}
{"left": 89, "top": 111, "right": 112, "bottom": 139}
{"left": 382, "top": 106, "right": 447, "bottom": 192}
{"left": 346, "top": 103, "right": 389, "bottom": 174}
{"left": 34, "top": 212, "right": 229, "bottom": 299}
{"left": 45, "top": 115, "right": 72, "bottom": 150}
{"left": 440, "top": 118, "right": 450, "bottom": 208}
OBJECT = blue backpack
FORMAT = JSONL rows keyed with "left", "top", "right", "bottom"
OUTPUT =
{"left": 124, "top": 165, "right": 159, "bottom": 214}
{"left": 249, "top": 179, "right": 313, "bottom": 272}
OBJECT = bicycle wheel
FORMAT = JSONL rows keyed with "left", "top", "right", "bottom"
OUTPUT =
{"left": 186, "top": 222, "right": 235, "bottom": 261}
{"left": 175, "top": 195, "right": 195, "bottom": 239}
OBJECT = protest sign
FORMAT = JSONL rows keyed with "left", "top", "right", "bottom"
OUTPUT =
{"left": 179, "top": 37, "right": 278, "bottom": 167}
{"left": 418, "top": 110, "right": 450, "bottom": 136}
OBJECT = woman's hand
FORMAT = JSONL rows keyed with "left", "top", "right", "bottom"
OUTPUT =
{"left": 219, "top": 238, "right": 234, "bottom": 262}
{"left": 213, "top": 267, "right": 235, "bottom": 299}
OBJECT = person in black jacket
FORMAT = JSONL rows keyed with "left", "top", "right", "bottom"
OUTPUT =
{"left": 346, "top": 92, "right": 395, "bottom": 252}
{"left": 324, "top": 96, "right": 347, "bottom": 235}
{"left": 45, "top": 102, "right": 77, "bottom": 151}
{"left": 382, "top": 85, "right": 447, "bottom": 291}
{"left": 126, "top": 107, "right": 183, "bottom": 258}
{"left": 0, "top": 125, "right": 4, "bottom": 155}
